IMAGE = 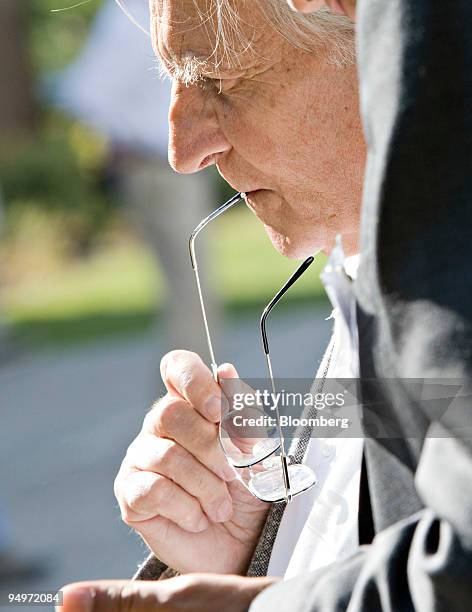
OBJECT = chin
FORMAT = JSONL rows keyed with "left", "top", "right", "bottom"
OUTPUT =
{"left": 264, "top": 225, "right": 324, "bottom": 259}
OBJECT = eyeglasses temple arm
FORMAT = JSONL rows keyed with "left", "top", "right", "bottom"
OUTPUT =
{"left": 189, "top": 192, "right": 245, "bottom": 271}
{"left": 189, "top": 192, "right": 245, "bottom": 380}
{"left": 260, "top": 256, "right": 315, "bottom": 355}
{"left": 260, "top": 255, "right": 315, "bottom": 503}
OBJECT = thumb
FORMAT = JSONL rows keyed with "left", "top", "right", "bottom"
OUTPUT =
{"left": 217, "top": 362, "right": 239, "bottom": 380}
{"left": 217, "top": 362, "right": 259, "bottom": 406}
{"left": 57, "top": 580, "right": 172, "bottom": 612}
{"left": 217, "top": 362, "right": 253, "bottom": 412}
{"left": 217, "top": 363, "right": 268, "bottom": 456}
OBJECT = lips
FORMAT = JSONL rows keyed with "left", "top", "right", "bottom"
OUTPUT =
{"left": 242, "top": 190, "right": 276, "bottom": 224}
{"left": 215, "top": 163, "right": 264, "bottom": 197}
{"left": 327, "top": 0, "right": 347, "bottom": 16}
{"left": 244, "top": 189, "right": 263, "bottom": 198}
{"left": 242, "top": 190, "right": 261, "bottom": 211}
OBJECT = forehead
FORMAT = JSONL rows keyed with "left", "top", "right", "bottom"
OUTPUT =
{"left": 150, "top": 0, "right": 268, "bottom": 77}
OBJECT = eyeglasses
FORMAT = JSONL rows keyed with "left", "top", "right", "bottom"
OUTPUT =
{"left": 189, "top": 192, "right": 317, "bottom": 503}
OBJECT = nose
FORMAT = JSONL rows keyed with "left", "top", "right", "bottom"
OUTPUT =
{"left": 168, "top": 81, "right": 231, "bottom": 174}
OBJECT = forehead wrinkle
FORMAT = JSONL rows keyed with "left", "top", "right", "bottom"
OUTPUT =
{"left": 151, "top": 4, "right": 214, "bottom": 84}
{"left": 151, "top": 0, "right": 264, "bottom": 78}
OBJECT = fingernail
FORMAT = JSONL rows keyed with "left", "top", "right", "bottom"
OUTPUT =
{"left": 218, "top": 363, "right": 239, "bottom": 380}
{"left": 216, "top": 499, "right": 233, "bottom": 522}
{"left": 204, "top": 395, "right": 222, "bottom": 421}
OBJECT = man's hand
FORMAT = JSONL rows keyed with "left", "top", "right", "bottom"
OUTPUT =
{"left": 58, "top": 574, "right": 277, "bottom": 612}
{"left": 114, "top": 350, "right": 269, "bottom": 575}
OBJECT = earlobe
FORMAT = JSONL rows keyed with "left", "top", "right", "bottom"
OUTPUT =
{"left": 287, "top": 0, "right": 325, "bottom": 14}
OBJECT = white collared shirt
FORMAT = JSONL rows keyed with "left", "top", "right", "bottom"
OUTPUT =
{"left": 267, "top": 246, "right": 364, "bottom": 578}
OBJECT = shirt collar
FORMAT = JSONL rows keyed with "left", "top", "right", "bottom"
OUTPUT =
{"left": 344, "top": 254, "right": 360, "bottom": 281}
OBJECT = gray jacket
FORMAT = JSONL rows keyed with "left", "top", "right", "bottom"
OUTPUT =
{"left": 251, "top": 0, "right": 472, "bottom": 610}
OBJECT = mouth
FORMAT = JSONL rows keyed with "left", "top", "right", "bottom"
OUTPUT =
{"left": 242, "top": 189, "right": 264, "bottom": 211}
{"left": 243, "top": 189, "right": 262, "bottom": 198}
{"left": 326, "top": 0, "right": 348, "bottom": 16}
{"left": 215, "top": 164, "right": 265, "bottom": 200}
{"left": 241, "top": 190, "right": 281, "bottom": 231}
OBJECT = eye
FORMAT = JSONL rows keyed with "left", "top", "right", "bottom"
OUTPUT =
{"left": 198, "top": 77, "right": 217, "bottom": 92}
{"left": 199, "top": 77, "right": 239, "bottom": 94}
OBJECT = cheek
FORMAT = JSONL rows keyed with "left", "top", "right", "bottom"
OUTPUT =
{"left": 216, "top": 92, "right": 294, "bottom": 175}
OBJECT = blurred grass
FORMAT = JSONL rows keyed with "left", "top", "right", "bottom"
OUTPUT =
{"left": 2, "top": 206, "right": 328, "bottom": 349}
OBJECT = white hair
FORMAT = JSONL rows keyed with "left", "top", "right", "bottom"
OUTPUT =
{"left": 258, "top": 1, "right": 356, "bottom": 65}
{"left": 116, "top": 0, "right": 355, "bottom": 68}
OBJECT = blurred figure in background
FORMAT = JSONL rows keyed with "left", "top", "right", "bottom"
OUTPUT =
{"left": 52, "top": 0, "right": 219, "bottom": 356}
{"left": 0, "top": 0, "right": 35, "bottom": 361}
{"left": 0, "top": 187, "right": 9, "bottom": 361}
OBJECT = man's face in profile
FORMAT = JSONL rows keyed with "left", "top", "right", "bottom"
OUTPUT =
{"left": 151, "top": 0, "right": 365, "bottom": 257}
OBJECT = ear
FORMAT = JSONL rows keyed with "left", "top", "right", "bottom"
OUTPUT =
{"left": 286, "top": 0, "right": 325, "bottom": 14}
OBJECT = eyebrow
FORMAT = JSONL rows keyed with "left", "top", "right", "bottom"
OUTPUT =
{"left": 157, "top": 46, "right": 249, "bottom": 87}
{"left": 157, "top": 53, "right": 212, "bottom": 86}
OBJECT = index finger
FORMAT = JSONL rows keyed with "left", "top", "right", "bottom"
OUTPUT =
{"left": 160, "top": 350, "right": 227, "bottom": 422}
{"left": 58, "top": 580, "right": 172, "bottom": 612}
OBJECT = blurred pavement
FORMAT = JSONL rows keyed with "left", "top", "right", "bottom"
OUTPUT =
{"left": 0, "top": 304, "right": 331, "bottom": 608}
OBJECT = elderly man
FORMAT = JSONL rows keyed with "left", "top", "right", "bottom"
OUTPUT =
{"left": 58, "top": 1, "right": 367, "bottom": 609}
{"left": 114, "top": 0, "right": 366, "bottom": 578}
{"left": 59, "top": 0, "right": 472, "bottom": 610}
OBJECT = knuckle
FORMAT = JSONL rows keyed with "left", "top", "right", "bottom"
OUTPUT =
{"left": 121, "top": 473, "right": 161, "bottom": 522}
{"left": 156, "top": 396, "right": 185, "bottom": 435}
{"left": 143, "top": 395, "right": 184, "bottom": 436}
{"left": 151, "top": 474, "right": 173, "bottom": 508}
{"left": 119, "top": 507, "right": 135, "bottom": 526}
{"left": 114, "top": 474, "right": 136, "bottom": 525}
{"left": 159, "top": 439, "right": 183, "bottom": 469}
{"left": 142, "top": 402, "right": 160, "bottom": 432}
{"left": 122, "top": 488, "right": 145, "bottom": 521}
{"left": 118, "top": 496, "right": 136, "bottom": 526}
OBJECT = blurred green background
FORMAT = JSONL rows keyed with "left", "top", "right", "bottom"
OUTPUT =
{"left": 0, "top": 0, "right": 327, "bottom": 353}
